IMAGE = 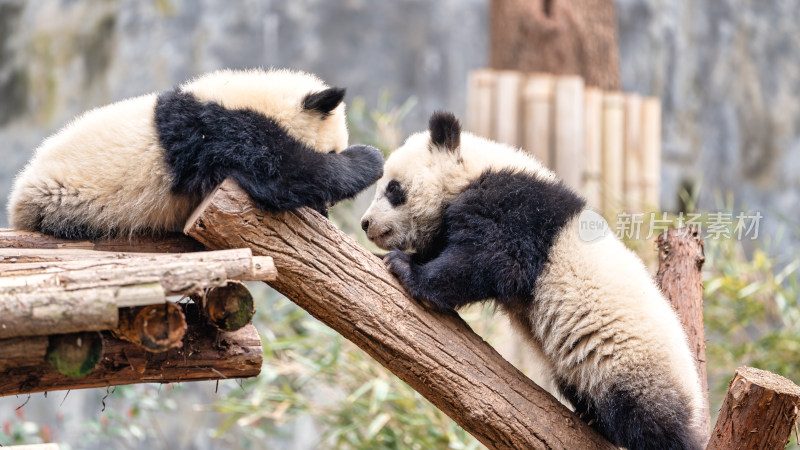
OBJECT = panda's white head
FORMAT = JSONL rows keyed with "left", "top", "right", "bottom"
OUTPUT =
{"left": 181, "top": 68, "right": 349, "bottom": 154}
{"left": 361, "top": 111, "right": 556, "bottom": 253}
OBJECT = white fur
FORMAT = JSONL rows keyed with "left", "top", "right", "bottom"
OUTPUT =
{"left": 8, "top": 68, "right": 346, "bottom": 236}
{"left": 363, "top": 127, "right": 705, "bottom": 437}
{"left": 363, "top": 131, "right": 554, "bottom": 251}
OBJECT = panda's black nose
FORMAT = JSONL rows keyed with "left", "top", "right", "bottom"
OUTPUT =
{"left": 361, "top": 219, "right": 370, "bottom": 232}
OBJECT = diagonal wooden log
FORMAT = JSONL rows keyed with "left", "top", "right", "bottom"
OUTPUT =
{"left": 656, "top": 227, "right": 711, "bottom": 441}
{"left": 707, "top": 366, "right": 800, "bottom": 450}
{"left": 185, "top": 179, "right": 614, "bottom": 450}
{"left": 0, "top": 304, "right": 262, "bottom": 396}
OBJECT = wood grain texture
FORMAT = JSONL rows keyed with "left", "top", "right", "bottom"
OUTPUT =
{"left": 0, "top": 248, "right": 276, "bottom": 281}
{"left": 0, "top": 249, "right": 273, "bottom": 339}
{"left": 185, "top": 179, "right": 615, "bottom": 450}
{"left": 0, "top": 303, "right": 262, "bottom": 396}
{"left": 707, "top": 366, "right": 800, "bottom": 450}
{"left": 656, "top": 227, "right": 711, "bottom": 442}
{"left": 0, "top": 228, "right": 204, "bottom": 253}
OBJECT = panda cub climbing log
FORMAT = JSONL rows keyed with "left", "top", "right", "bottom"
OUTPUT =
{"left": 8, "top": 68, "right": 384, "bottom": 239}
{"left": 360, "top": 111, "right": 705, "bottom": 450}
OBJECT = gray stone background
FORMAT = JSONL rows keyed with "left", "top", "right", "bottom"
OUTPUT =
{"left": 0, "top": 0, "right": 798, "bottom": 448}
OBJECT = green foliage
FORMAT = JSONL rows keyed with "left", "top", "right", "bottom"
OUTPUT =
{"left": 703, "top": 234, "right": 800, "bottom": 421}
{"left": 346, "top": 92, "right": 417, "bottom": 156}
{"left": 213, "top": 285, "right": 483, "bottom": 449}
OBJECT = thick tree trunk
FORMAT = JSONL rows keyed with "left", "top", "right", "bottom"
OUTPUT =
{"left": 707, "top": 366, "right": 800, "bottom": 450}
{"left": 185, "top": 179, "right": 615, "bottom": 450}
{"left": 0, "top": 228, "right": 203, "bottom": 253}
{"left": 0, "top": 304, "right": 262, "bottom": 396}
{"left": 656, "top": 228, "right": 711, "bottom": 441}
{"left": 0, "top": 249, "right": 275, "bottom": 339}
{"left": 489, "top": 0, "right": 620, "bottom": 90}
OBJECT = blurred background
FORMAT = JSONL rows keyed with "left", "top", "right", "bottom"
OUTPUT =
{"left": 0, "top": 0, "right": 798, "bottom": 449}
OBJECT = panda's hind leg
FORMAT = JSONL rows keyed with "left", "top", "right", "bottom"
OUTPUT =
{"left": 583, "top": 383, "right": 702, "bottom": 450}
{"left": 9, "top": 179, "right": 108, "bottom": 240}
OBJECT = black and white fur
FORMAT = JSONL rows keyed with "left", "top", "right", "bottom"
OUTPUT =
{"left": 361, "top": 111, "right": 705, "bottom": 450}
{"left": 8, "top": 68, "right": 383, "bottom": 239}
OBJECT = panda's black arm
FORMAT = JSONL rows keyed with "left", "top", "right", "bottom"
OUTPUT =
{"left": 156, "top": 88, "right": 383, "bottom": 214}
{"left": 384, "top": 246, "right": 496, "bottom": 311}
{"left": 229, "top": 144, "right": 384, "bottom": 215}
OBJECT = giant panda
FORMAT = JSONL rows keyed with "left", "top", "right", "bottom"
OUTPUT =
{"left": 360, "top": 111, "right": 705, "bottom": 450}
{"left": 8, "top": 68, "right": 384, "bottom": 239}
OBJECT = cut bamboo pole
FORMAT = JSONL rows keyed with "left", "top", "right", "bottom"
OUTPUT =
{"left": 466, "top": 69, "right": 496, "bottom": 139}
{"left": 0, "top": 312, "right": 262, "bottom": 396}
{"left": 623, "top": 94, "right": 643, "bottom": 213}
{"left": 522, "top": 73, "right": 554, "bottom": 167}
{"left": 0, "top": 228, "right": 203, "bottom": 253}
{"left": 553, "top": 76, "right": 585, "bottom": 192}
{"left": 493, "top": 70, "right": 523, "bottom": 147}
{"left": 708, "top": 366, "right": 800, "bottom": 450}
{"left": 641, "top": 97, "right": 662, "bottom": 212}
{"left": 583, "top": 87, "right": 604, "bottom": 209}
{"left": 601, "top": 92, "right": 625, "bottom": 216}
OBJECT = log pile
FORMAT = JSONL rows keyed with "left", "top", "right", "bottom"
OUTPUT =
{"left": 0, "top": 236, "right": 273, "bottom": 395}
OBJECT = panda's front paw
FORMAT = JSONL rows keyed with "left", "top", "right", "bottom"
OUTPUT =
{"left": 384, "top": 250, "right": 446, "bottom": 312}
{"left": 383, "top": 249, "right": 412, "bottom": 284}
{"left": 341, "top": 145, "right": 384, "bottom": 182}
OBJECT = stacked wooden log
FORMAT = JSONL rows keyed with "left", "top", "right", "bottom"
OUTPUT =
{"left": 0, "top": 231, "right": 272, "bottom": 396}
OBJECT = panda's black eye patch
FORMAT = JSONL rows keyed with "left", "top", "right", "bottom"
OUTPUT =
{"left": 329, "top": 150, "right": 336, "bottom": 154}
{"left": 385, "top": 179, "right": 406, "bottom": 207}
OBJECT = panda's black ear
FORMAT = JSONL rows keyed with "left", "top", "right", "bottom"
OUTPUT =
{"left": 429, "top": 111, "right": 461, "bottom": 153}
{"left": 303, "top": 87, "right": 346, "bottom": 115}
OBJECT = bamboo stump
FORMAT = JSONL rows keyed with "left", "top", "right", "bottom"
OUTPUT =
{"left": 185, "top": 179, "right": 615, "bottom": 450}
{"left": 707, "top": 366, "right": 800, "bottom": 450}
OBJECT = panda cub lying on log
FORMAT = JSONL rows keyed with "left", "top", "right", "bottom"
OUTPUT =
{"left": 360, "top": 111, "right": 705, "bottom": 450}
{"left": 8, "top": 68, "right": 383, "bottom": 239}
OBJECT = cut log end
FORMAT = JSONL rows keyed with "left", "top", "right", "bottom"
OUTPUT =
{"left": 708, "top": 366, "right": 800, "bottom": 450}
{"left": 195, "top": 281, "right": 255, "bottom": 331}
{"left": 46, "top": 331, "right": 104, "bottom": 378}
{"left": 114, "top": 303, "right": 187, "bottom": 352}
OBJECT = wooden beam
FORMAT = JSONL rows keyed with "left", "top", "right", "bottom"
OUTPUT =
{"left": 185, "top": 179, "right": 615, "bottom": 450}
{"left": 0, "top": 228, "right": 204, "bottom": 253}
{"left": 708, "top": 366, "right": 800, "bottom": 450}
{"left": 0, "top": 249, "right": 275, "bottom": 339}
{"left": 0, "top": 304, "right": 262, "bottom": 397}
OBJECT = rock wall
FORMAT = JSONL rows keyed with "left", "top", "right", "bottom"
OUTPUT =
{"left": 616, "top": 0, "right": 800, "bottom": 243}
